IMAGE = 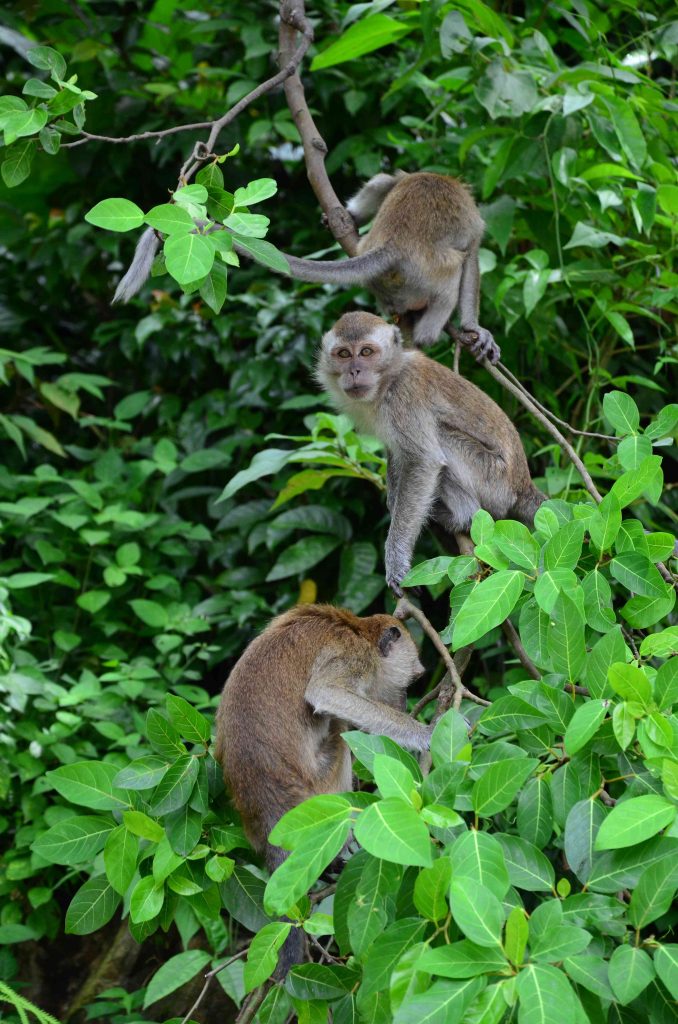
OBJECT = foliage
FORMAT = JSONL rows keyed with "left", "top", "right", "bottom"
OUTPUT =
{"left": 0, "top": 0, "right": 676, "bottom": 1022}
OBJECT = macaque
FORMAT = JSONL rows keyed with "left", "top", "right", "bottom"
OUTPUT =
{"left": 316, "top": 312, "right": 545, "bottom": 594}
{"left": 214, "top": 603, "right": 429, "bottom": 973}
{"left": 112, "top": 171, "right": 497, "bottom": 361}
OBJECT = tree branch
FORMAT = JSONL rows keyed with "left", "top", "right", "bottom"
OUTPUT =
{"left": 278, "top": 0, "right": 360, "bottom": 254}
{"left": 179, "top": 948, "right": 248, "bottom": 1024}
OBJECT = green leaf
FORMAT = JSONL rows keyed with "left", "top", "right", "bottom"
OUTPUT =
{"left": 588, "top": 493, "right": 621, "bottom": 552}
{"left": 581, "top": 569, "right": 615, "bottom": 632}
{"left": 26, "top": 44, "right": 67, "bottom": 77}
{"left": 145, "top": 203, "right": 195, "bottom": 234}
{"left": 166, "top": 694, "right": 211, "bottom": 744}
{"left": 151, "top": 755, "right": 199, "bottom": 815}
{"left": 266, "top": 535, "right": 340, "bottom": 581}
{"left": 448, "top": 879, "right": 504, "bottom": 947}
{"left": 608, "top": 945, "right": 654, "bottom": 1004}
{"left": 562, "top": 955, "right": 614, "bottom": 1000}
{"left": 452, "top": 570, "right": 524, "bottom": 649}
{"left": 628, "top": 857, "right": 678, "bottom": 928}
{"left": 543, "top": 521, "right": 585, "bottom": 572}
{"left": 515, "top": 963, "right": 577, "bottom": 1023}
{"left": 130, "top": 875, "right": 164, "bottom": 923}
{"left": 286, "top": 963, "right": 361, "bottom": 1001}
{"left": 104, "top": 825, "right": 138, "bottom": 895}
{"left": 269, "top": 795, "right": 352, "bottom": 850}
{"left": 654, "top": 945, "right": 678, "bottom": 1001}
{"left": 244, "top": 921, "right": 291, "bottom": 993}
{"left": 504, "top": 907, "right": 528, "bottom": 968}
{"left": 611, "top": 551, "right": 669, "bottom": 600}
{"left": 1, "top": 108, "right": 48, "bottom": 142}
{"left": 610, "top": 456, "right": 663, "bottom": 508}
{"left": 531, "top": 923, "right": 591, "bottom": 963}
{"left": 32, "top": 816, "right": 114, "bottom": 865}
{"left": 47, "top": 761, "right": 129, "bottom": 811}
{"left": 564, "top": 800, "right": 606, "bottom": 883}
{"left": 494, "top": 520, "right": 540, "bottom": 570}
{"left": 494, "top": 834, "right": 555, "bottom": 892}
{"left": 85, "top": 198, "right": 145, "bottom": 232}
{"left": 607, "top": 662, "right": 651, "bottom": 705}
{"left": 123, "top": 810, "right": 164, "bottom": 842}
{"left": 605, "top": 95, "right": 647, "bottom": 170}
{"left": 402, "top": 556, "right": 456, "bottom": 587}
{"left": 1, "top": 140, "right": 35, "bottom": 188}
{"left": 218, "top": 449, "right": 291, "bottom": 501}
{"left": 373, "top": 755, "right": 417, "bottom": 802}
{"left": 65, "top": 877, "right": 120, "bottom": 935}
{"left": 264, "top": 820, "right": 351, "bottom": 916}
{"left": 143, "top": 949, "right": 212, "bottom": 1008}
{"left": 655, "top": 658, "right": 678, "bottom": 710}
{"left": 130, "top": 599, "right": 169, "bottom": 628}
{"left": 547, "top": 593, "right": 586, "bottom": 681}
{"left": 146, "top": 709, "right": 186, "bottom": 757}
{"left": 233, "top": 178, "right": 278, "bottom": 206}
{"left": 311, "top": 14, "right": 412, "bottom": 70}
{"left": 618, "top": 434, "right": 653, "bottom": 470}
{"left": 114, "top": 756, "right": 168, "bottom": 791}
{"left": 594, "top": 795, "right": 676, "bottom": 850}
{"left": 472, "top": 758, "right": 538, "bottom": 817}
{"left": 413, "top": 857, "right": 452, "bottom": 922}
{"left": 230, "top": 234, "right": 290, "bottom": 274}
{"left": 622, "top": 589, "right": 675, "bottom": 629}
{"left": 199, "top": 261, "right": 228, "bottom": 313}
{"left": 450, "top": 830, "right": 510, "bottom": 900}
{"left": 417, "top": 941, "right": 507, "bottom": 979}
{"left": 430, "top": 709, "right": 470, "bottom": 768}
{"left": 564, "top": 701, "right": 608, "bottom": 755}
{"left": 165, "top": 232, "right": 215, "bottom": 285}
{"left": 353, "top": 798, "right": 432, "bottom": 868}
{"left": 517, "top": 776, "right": 553, "bottom": 849}
{"left": 393, "top": 977, "right": 487, "bottom": 1024}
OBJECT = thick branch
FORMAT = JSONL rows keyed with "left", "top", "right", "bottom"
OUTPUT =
{"left": 278, "top": 0, "right": 359, "bottom": 254}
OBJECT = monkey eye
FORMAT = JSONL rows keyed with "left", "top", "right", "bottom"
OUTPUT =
{"left": 360, "top": 347, "right": 374, "bottom": 357}
{"left": 336, "top": 349, "right": 351, "bottom": 359}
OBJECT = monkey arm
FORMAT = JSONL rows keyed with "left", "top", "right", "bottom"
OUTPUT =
{"left": 384, "top": 454, "right": 445, "bottom": 595}
{"left": 456, "top": 243, "right": 500, "bottom": 364}
{"left": 305, "top": 674, "right": 431, "bottom": 752}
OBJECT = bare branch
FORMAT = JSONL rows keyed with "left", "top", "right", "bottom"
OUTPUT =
{"left": 180, "top": 948, "right": 248, "bottom": 1024}
{"left": 501, "top": 619, "right": 540, "bottom": 680}
{"left": 235, "top": 982, "right": 273, "bottom": 1024}
{"left": 279, "top": 0, "right": 360, "bottom": 255}
{"left": 395, "top": 596, "right": 465, "bottom": 712}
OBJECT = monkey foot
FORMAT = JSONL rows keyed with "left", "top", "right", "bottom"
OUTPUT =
{"left": 452, "top": 326, "right": 501, "bottom": 364}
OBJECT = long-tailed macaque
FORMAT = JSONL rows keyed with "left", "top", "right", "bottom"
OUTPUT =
{"left": 214, "top": 603, "right": 429, "bottom": 974}
{"left": 316, "top": 312, "right": 545, "bottom": 594}
{"left": 113, "top": 171, "right": 497, "bottom": 361}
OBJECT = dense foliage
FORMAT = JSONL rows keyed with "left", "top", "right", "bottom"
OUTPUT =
{"left": 0, "top": 1, "right": 676, "bottom": 1022}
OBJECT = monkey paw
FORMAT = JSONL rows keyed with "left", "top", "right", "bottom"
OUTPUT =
{"left": 459, "top": 325, "right": 501, "bottom": 364}
{"left": 387, "top": 576, "right": 405, "bottom": 598}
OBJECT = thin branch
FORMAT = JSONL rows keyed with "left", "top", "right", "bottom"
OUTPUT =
{"left": 235, "top": 983, "right": 273, "bottom": 1024}
{"left": 308, "top": 934, "right": 341, "bottom": 964}
{"left": 496, "top": 362, "right": 617, "bottom": 442}
{"left": 310, "top": 882, "right": 337, "bottom": 903}
{"left": 501, "top": 619, "right": 540, "bottom": 680}
{"left": 410, "top": 683, "right": 442, "bottom": 717}
{"left": 180, "top": 948, "right": 248, "bottom": 1024}
{"left": 395, "top": 596, "right": 465, "bottom": 712}
{"left": 278, "top": 0, "right": 360, "bottom": 255}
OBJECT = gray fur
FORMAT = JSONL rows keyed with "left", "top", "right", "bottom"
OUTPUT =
{"left": 317, "top": 312, "right": 545, "bottom": 593}
{"left": 112, "top": 227, "right": 160, "bottom": 304}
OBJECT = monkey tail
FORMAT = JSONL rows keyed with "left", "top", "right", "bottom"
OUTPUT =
{"left": 266, "top": 844, "right": 307, "bottom": 978}
{"left": 274, "top": 247, "right": 396, "bottom": 285}
{"left": 113, "top": 227, "right": 160, "bottom": 304}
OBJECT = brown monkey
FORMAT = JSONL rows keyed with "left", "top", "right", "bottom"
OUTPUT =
{"left": 316, "top": 312, "right": 545, "bottom": 594}
{"left": 112, "top": 172, "right": 497, "bottom": 361}
{"left": 214, "top": 603, "right": 429, "bottom": 973}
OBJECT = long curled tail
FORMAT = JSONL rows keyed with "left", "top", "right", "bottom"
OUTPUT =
{"left": 113, "top": 228, "right": 160, "bottom": 303}
{"left": 277, "top": 246, "right": 395, "bottom": 285}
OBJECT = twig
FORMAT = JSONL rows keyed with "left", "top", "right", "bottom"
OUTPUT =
{"left": 278, "top": 0, "right": 360, "bottom": 255}
{"left": 501, "top": 619, "right": 540, "bottom": 680}
{"left": 308, "top": 934, "right": 341, "bottom": 964}
{"left": 235, "top": 982, "right": 273, "bottom": 1024}
{"left": 395, "top": 596, "right": 465, "bottom": 712}
{"left": 63, "top": 10, "right": 313, "bottom": 157}
{"left": 453, "top": 339, "right": 461, "bottom": 375}
{"left": 310, "top": 883, "right": 337, "bottom": 903}
{"left": 410, "top": 684, "right": 442, "bottom": 717}
{"left": 180, "top": 948, "right": 248, "bottom": 1024}
{"left": 565, "top": 683, "right": 590, "bottom": 696}
{"left": 496, "top": 362, "right": 617, "bottom": 442}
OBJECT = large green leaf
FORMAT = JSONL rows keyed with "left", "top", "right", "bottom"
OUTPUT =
{"left": 594, "top": 795, "right": 676, "bottom": 850}
{"left": 472, "top": 758, "right": 538, "bottom": 817}
{"left": 143, "top": 950, "right": 212, "bottom": 1008}
{"left": 452, "top": 570, "right": 524, "bottom": 649}
{"left": 64, "top": 877, "right": 120, "bottom": 935}
{"left": 515, "top": 963, "right": 577, "bottom": 1023}
{"left": 47, "top": 761, "right": 130, "bottom": 810}
{"left": 311, "top": 14, "right": 412, "bottom": 70}
{"left": 608, "top": 945, "right": 654, "bottom": 1004}
{"left": 353, "top": 798, "right": 432, "bottom": 868}
{"left": 448, "top": 880, "right": 504, "bottom": 948}
{"left": 32, "top": 816, "right": 114, "bottom": 865}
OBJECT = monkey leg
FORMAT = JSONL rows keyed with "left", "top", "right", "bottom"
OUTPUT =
{"left": 412, "top": 288, "right": 460, "bottom": 347}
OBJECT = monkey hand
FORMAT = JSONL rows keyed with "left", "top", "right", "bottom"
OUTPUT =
{"left": 458, "top": 324, "right": 501, "bottom": 365}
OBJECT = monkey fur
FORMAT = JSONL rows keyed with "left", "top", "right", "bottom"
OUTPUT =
{"left": 316, "top": 311, "right": 545, "bottom": 594}
{"left": 214, "top": 603, "right": 429, "bottom": 974}
{"left": 112, "top": 171, "right": 497, "bottom": 360}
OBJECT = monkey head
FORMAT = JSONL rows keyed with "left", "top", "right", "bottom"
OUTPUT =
{"left": 373, "top": 615, "right": 425, "bottom": 695}
{"left": 316, "top": 311, "right": 405, "bottom": 404}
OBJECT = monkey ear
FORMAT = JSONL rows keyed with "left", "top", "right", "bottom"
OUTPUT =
{"left": 378, "top": 625, "right": 401, "bottom": 657}
{"left": 392, "top": 325, "right": 404, "bottom": 346}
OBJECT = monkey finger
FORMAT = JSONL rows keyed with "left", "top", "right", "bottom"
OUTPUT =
{"left": 388, "top": 578, "right": 404, "bottom": 598}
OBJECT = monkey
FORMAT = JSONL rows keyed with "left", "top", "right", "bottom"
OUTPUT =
{"left": 316, "top": 312, "right": 546, "bottom": 595}
{"left": 111, "top": 171, "right": 498, "bottom": 362}
{"left": 214, "top": 603, "right": 430, "bottom": 975}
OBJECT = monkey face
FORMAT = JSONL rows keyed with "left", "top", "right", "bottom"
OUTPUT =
{"left": 375, "top": 618, "right": 425, "bottom": 696}
{"left": 318, "top": 312, "right": 402, "bottom": 402}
